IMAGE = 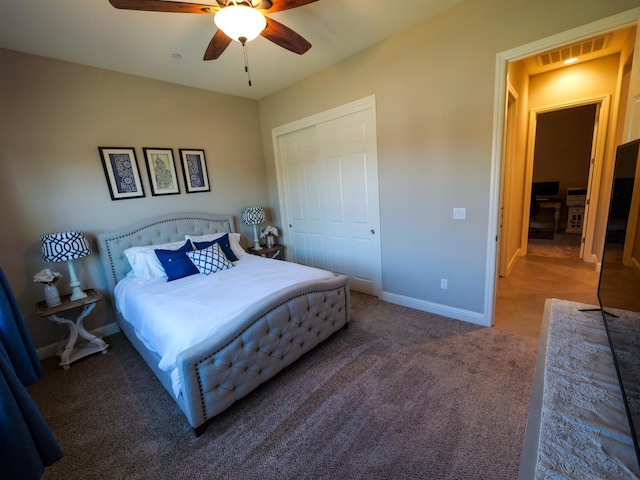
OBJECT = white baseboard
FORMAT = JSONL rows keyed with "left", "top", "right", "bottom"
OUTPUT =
{"left": 36, "top": 322, "right": 121, "bottom": 360}
{"left": 507, "top": 247, "right": 522, "bottom": 276}
{"left": 380, "top": 291, "right": 489, "bottom": 326}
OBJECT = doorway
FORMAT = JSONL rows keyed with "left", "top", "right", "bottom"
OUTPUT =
{"left": 486, "top": 11, "right": 640, "bottom": 326}
{"left": 520, "top": 95, "right": 611, "bottom": 268}
{"left": 526, "top": 104, "right": 597, "bottom": 259}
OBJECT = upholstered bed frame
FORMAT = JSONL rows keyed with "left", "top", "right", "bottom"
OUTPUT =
{"left": 97, "top": 212, "right": 350, "bottom": 435}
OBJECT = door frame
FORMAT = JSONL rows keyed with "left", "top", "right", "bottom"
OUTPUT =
{"left": 498, "top": 84, "right": 519, "bottom": 277}
{"left": 520, "top": 97, "right": 610, "bottom": 262}
{"left": 271, "top": 95, "right": 383, "bottom": 296}
{"left": 486, "top": 7, "right": 640, "bottom": 324}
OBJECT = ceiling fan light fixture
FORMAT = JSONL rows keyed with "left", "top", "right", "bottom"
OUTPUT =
{"left": 214, "top": 5, "right": 266, "bottom": 44}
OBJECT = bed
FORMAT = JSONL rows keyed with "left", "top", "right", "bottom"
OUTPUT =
{"left": 97, "top": 212, "right": 350, "bottom": 434}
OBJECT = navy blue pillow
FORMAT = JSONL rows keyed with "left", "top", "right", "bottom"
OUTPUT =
{"left": 154, "top": 240, "right": 198, "bottom": 281}
{"left": 193, "top": 233, "right": 239, "bottom": 262}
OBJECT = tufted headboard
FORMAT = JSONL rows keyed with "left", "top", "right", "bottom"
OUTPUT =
{"left": 97, "top": 212, "right": 235, "bottom": 293}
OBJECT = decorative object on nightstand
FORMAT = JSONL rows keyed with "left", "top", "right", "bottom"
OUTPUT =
{"left": 41, "top": 230, "right": 92, "bottom": 301}
{"left": 242, "top": 206, "right": 266, "bottom": 251}
{"left": 35, "top": 289, "right": 108, "bottom": 369}
{"left": 260, "top": 225, "right": 279, "bottom": 249}
{"left": 33, "top": 268, "right": 63, "bottom": 307}
{"left": 247, "top": 244, "right": 285, "bottom": 260}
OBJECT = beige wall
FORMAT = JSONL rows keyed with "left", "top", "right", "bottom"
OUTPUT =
{"left": 528, "top": 55, "right": 622, "bottom": 110}
{"left": 0, "top": 48, "right": 268, "bottom": 348}
{"left": 258, "top": 0, "right": 640, "bottom": 317}
{"left": 532, "top": 105, "right": 596, "bottom": 189}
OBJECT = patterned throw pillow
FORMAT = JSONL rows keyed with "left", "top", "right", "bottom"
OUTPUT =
{"left": 187, "top": 242, "right": 233, "bottom": 275}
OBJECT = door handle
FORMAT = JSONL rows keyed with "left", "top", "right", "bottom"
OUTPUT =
{"left": 371, "top": 229, "right": 375, "bottom": 235}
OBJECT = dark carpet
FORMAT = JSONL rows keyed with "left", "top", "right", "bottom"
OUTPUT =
{"left": 30, "top": 292, "right": 536, "bottom": 480}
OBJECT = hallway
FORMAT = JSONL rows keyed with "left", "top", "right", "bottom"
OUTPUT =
{"left": 494, "top": 233, "right": 600, "bottom": 338}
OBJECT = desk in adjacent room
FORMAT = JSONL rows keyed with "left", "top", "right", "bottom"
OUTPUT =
{"left": 536, "top": 197, "right": 563, "bottom": 232}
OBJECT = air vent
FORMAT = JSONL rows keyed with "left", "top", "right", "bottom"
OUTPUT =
{"left": 538, "top": 35, "right": 610, "bottom": 67}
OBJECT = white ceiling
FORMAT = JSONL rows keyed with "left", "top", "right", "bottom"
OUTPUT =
{"left": 0, "top": 0, "right": 467, "bottom": 100}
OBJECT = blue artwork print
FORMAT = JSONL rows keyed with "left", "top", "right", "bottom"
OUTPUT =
{"left": 109, "top": 153, "right": 137, "bottom": 193}
{"left": 186, "top": 154, "right": 204, "bottom": 188}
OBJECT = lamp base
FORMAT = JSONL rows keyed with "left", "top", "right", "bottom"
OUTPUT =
{"left": 252, "top": 224, "right": 263, "bottom": 251}
{"left": 67, "top": 259, "right": 87, "bottom": 302}
{"left": 70, "top": 287, "right": 87, "bottom": 302}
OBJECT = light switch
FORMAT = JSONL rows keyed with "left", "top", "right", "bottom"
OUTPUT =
{"left": 453, "top": 208, "right": 466, "bottom": 220}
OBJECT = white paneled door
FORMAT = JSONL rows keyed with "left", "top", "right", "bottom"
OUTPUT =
{"left": 275, "top": 98, "right": 381, "bottom": 296}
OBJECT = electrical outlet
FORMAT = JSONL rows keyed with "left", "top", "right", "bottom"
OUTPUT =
{"left": 440, "top": 278, "right": 448, "bottom": 290}
{"left": 453, "top": 208, "right": 466, "bottom": 220}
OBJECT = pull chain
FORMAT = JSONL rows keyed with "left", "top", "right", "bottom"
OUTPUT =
{"left": 239, "top": 37, "right": 252, "bottom": 87}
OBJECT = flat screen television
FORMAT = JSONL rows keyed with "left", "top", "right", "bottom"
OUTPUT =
{"left": 531, "top": 181, "right": 559, "bottom": 198}
{"left": 598, "top": 138, "right": 640, "bottom": 467}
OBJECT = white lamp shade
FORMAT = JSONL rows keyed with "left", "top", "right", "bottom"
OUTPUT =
{"left": 242, "top": 207, "right": 266, "bottom": 225}
{"left": 41, "top": 231, "right": 91, "bottom": 262}
{"left": 214, "top": 5, "right": 266, "bottom": 43}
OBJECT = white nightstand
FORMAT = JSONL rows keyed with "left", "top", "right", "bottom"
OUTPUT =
{"left": 36, "top": 288, "right": 108, "bottom": 369}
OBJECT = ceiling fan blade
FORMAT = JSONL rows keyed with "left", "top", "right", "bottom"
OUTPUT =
{"left": 261, "top": 17, "right": 311, "bottom": 55}
{"left": 108, "top": 0, "right": 217, "bottom": 14}
{"left": 204, "top": 29, "right": 232, "bottom": 60}
{"left": 265, "top": 0, "right": 317, "bottom": 14}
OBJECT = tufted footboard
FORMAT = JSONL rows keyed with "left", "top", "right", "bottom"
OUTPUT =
{"left": 177, "top": 275, "right": 350, "bottom": 433}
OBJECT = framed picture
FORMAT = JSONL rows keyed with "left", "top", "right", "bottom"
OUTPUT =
{"left": 143, "top": 148, "right": 180, "bottom": 196}
{"left": 98, "top": 147, "right": 145, "bottom": 200}
{"left": 179, "top": 149, "right": 210, "bottom": 193}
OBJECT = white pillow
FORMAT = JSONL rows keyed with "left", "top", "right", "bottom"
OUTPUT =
{"left": 186, "top": 242, "right": 233, "bottom": 275}
{"left": 124, "top": 239, "right": 187, "bottom": 281}
{"left": 185, "top": 232, "right": 246, "bottom": 259}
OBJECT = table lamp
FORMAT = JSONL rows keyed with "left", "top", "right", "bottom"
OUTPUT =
{"left": 41, "top": 231, "right": 92, "bottom": 301}
{"left": 242, "top": 206, "right": 266, "bottom": 251}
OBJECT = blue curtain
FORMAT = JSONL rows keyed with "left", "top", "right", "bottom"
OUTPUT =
{"left": 0, "top": 267, "right": 63, "bottom": 479}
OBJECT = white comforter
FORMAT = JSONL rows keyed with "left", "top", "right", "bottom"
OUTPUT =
{"left": 114, "top": 254, "right": 334, "bottom": 397}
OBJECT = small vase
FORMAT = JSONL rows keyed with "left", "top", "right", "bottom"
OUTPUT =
{"left": 44, "top": 284, "right": 61, "bottom": 307}
{"left": 267, "top": 236, "right": 275, "bottom": 248}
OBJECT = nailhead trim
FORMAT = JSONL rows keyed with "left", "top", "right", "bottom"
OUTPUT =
{"left": 194, "top": 285, "right": 349, "bottom": 421}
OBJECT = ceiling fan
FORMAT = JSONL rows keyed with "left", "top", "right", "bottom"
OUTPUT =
{"left": 108, "top": 0, "right": 318, "bottom": 60}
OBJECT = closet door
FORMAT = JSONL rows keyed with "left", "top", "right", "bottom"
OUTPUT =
{"left": 278, "top": 104, "right": 381, "bottom": 296}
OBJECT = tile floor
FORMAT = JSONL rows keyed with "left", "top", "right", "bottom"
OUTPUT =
{"left": 494, "top": 233, "right": 600, "bottom": 339}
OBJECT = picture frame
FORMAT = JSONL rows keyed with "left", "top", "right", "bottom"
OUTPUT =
{"left": 143, "top": 148, "right": 180, "bottom": 196}
{"left": 98, "top": 147, "right": 145, "bottom": 200}
{"left": 179, "top": 149, "right": 210, "bottom": 193}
